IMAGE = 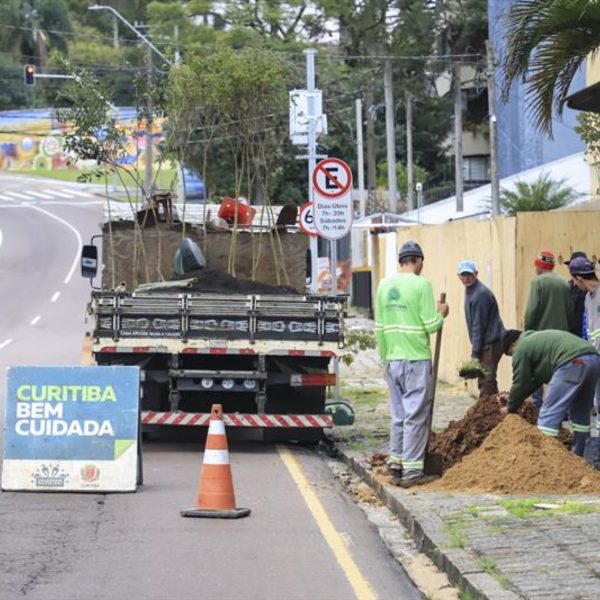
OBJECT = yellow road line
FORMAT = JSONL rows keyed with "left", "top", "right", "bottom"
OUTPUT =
{"left": 277, "top": 446, "right": 378, "bottom": 600}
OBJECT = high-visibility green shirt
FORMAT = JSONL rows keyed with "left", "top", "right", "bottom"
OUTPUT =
{"left": 375, "top": 273, "right": 443, "bottom": 361}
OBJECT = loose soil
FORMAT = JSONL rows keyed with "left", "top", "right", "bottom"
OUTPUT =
{"left": 173, "top": 268, "right": 299, "bottom": 295}
{"left": 427, "top": 396, "right": 572, "bottom": 470}
{"left": 424, "top": 414, "right": 600, "bottom": 494}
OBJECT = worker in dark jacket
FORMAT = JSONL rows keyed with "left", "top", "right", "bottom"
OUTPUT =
{"left": 457, "top": 260, "right": 505, "bottom": 398}
{"left": 564, "top": 251, "right": 589, "bottom": 339}
{"left": 498, "top": 329, "right": 600, "bottom": 456}
{"left": 524, "top": 250, "right": 572, "bottom": 407}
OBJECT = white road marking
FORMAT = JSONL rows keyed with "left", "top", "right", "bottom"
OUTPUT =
{"left": 0, "top": 194, "right": 19, "bottom": 202}
{"left": 0, "top": 339, "right": 13, "bottom": 350}
{"left": 50, "top": 291, "right": 60, "bottom": 302}
{"left": 26, "top": 190, "right": 54, "bottom": 199}
{"left": 38, "top": 200, "right": 103, "bottom": 206}
{"left": 42, "top": 189, "right": 73, "bottom": 199}
{"left": 30, "top": 315, "right": 41, "bottom": 326}
{"left": 60, "top": 188, "right": 91, "bottom": 198}
{"left": 0, "top": 227, "right": 2, "bottom": 249}
{"left": 29, "top": 205, "right": 82, "bottom": 284}
{"left": 4, "top": 190, "right": 37, "bottom": 200}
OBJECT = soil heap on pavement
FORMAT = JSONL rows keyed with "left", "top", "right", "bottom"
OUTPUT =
{"left": 427, "top": 396, "right": 571, "bottom": 470}
{"left": 424, "top": 414, "right": 600, "bottom": 494}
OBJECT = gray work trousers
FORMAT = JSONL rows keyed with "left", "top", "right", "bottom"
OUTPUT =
{"left": 538, "top": 353, "right": 600, "bottom": 456}
{"left": 385, "top": 360, "right": 433, "bottom": 472}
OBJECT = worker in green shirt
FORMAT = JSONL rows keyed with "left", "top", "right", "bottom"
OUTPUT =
{"left": 498, "top": 329, "right": 600, "bottom": 456}
{"left": 375, "top": 241, "right": 449, "bottom": 487}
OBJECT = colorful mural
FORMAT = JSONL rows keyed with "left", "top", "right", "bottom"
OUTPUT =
{"left": 0, "top": 108, "right": 160, "bottom": 172}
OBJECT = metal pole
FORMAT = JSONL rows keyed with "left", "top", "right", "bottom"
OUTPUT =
{"left": 356, "top": 98, "right": 366, "bottom": 218}
{"left": 355, "top": 98, "right": 366, "bottom": 267}
{"left": 113, "top": 15, "right": 119, "bottom": 48}
{"left": 145, "top": 42, "right": 153, "bottom": 199}
{"left": 406, "top": 91, "right": 414, "bottom": 210}
{"left": 384, "top": 60, "right": 398, "bottom": 213}
{"left": 486, "top": 40, "right": 500, "bottom": 217}
{"left": 174, "top": 24, "right": 181, "bottom": 64}
{"left": 417, "top": 183, "right": 423, "bottom": 224}
{"left": 366, "top": 87, "right": 377, "bottom": 213}
{"left": 453, "top": 62, "right": 464, "bottom": 212}
{"left": 305, "top": 48, "right": 319, "bottom": 294}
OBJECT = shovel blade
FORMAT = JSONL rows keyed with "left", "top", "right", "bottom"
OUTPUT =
{"left": 424, "top": 452, "right": 444, "bottom": 476}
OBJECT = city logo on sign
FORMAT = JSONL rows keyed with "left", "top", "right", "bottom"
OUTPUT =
{"left": 81, "top": 464, "right": 101, "bottom": 483}
{"left": 30, "top": 464, "right": 69, "bottom": 488}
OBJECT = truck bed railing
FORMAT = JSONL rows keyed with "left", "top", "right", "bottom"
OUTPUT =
{"left": 91, "top": 291, "right": 346, "bottom": 344}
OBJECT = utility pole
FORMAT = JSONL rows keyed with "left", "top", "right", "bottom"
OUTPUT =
{"left": 453, "top": 61, "right": 464, "bottom": 212}
{"left": 113, "top": 15, "right": 119, "bottom": 48}
{"left": 406, "top": 91, "right": 414, "bottom": 211}
{"left": 486, "top": 40, "right": 500, "bottom": 217}
{"left": 145, "top": 41, "right": 153, "bottom": 198}
{"left": 366, "top": 87, "right": 377, "bottom": 213}
{"left": 356, "top": 98, "right": 366, "bottom": 219}
{"left": 383, "top": 60, "right": 398, "bottom": 213}
{"left": 304, "top": 48, "right": 319, "bottom": 294}
{"left": 174, "top": 24, "right": 181, "bottom": 64}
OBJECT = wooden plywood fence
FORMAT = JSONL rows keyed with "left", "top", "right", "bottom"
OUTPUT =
{"left": 371, "top": 211, "right": 599, "bottom": 390}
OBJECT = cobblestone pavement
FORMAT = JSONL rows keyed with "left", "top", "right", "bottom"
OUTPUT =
{"left": 336, "top": 314, "right": 600, "bottom": 599}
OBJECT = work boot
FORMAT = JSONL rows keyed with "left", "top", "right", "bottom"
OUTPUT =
{"left": 387, "top": 462, "right": 403, "bottom": 486}
{"left": 399, "top": 470, "right": 439, "bottom": 489}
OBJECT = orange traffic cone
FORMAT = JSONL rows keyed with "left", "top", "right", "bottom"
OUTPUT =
{"left": 181, "top": 404, "right": 251, "bottom": 519}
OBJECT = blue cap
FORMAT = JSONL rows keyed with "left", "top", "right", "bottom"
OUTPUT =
{"left": 458, "top": 260, "right": 477, "bottom": 275}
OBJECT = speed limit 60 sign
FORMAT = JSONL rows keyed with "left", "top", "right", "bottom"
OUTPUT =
{"left": 299, "top": 202, "right": 317, "bottom": 236}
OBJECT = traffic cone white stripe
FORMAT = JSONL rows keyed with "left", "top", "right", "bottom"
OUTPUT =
{"left": 203, "top": 449, "right": 230, "bottom": 465}
{"left": 208, "top": 420, "right": 226, "bottom": 435}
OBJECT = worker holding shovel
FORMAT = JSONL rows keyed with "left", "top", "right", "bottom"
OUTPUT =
{"left": 375, "top": 241, "right": 449, "bottom": 488}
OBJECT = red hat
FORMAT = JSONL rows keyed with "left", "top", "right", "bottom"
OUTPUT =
{"left": 534, "top": 250, "right": 555, "bottom": 270}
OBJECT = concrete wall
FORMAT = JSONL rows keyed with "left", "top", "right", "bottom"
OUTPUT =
{"left": 372, "top": 211, "right": 599, "bottom": 389}
{"left": 100, "top": 222, "right": 309, "bottom": 292}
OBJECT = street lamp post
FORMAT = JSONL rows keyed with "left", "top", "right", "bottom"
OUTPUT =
{"left": 88, "top": 4, "right": 173, "bottom": 199}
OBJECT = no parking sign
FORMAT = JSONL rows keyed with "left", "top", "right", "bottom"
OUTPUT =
{"left": 312, "top": 158, "right": 353, "bottom": 240}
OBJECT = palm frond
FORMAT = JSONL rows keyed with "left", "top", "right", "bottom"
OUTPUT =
{"left": 502, "top": 0, "right": 600, "bottom": 134}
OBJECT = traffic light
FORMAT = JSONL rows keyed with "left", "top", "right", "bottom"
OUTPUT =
{"left": 24, "top": 65, "right": 35, "bottom": 86}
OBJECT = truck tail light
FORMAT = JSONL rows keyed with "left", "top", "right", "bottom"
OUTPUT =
{"left": 201, "top": 378, "right": 214, "bottom": 389}
{"left": 290, "top": 374, "right": 336, "bottom": 387}
{"left": 99, "top": 346, "right": 117, "bottom": 352}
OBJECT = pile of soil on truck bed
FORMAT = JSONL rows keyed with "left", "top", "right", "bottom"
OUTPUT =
{"left": 173, "top": 269, "right": 300, "bottom": 295}
{"left": 424, "top": 414, "right": 600, "bottom": 494}
{"left": 427, "top": 396, "right": 572, "bottom": 470}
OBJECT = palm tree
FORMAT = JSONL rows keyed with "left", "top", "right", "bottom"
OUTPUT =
{"left": 502, "top": 0, "right": 600, "bottom": 135}
{"left": 499, "top": 173, "right": 582, "bottom": 215}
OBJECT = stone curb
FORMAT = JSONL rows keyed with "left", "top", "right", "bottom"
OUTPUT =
{"left": 333, "top": 445, "right": 522, "bottom": 600}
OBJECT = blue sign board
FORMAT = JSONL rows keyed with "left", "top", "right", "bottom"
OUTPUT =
{"left": 2, "top": 366, "right": 140, "bottom": 492}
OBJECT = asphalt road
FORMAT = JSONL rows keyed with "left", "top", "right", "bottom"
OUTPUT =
{"left": 0, "top": 174, "right": 420, "bottom": 600}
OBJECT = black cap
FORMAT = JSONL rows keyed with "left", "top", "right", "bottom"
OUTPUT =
{"left": 501, "top": 329, "right": 522, "bottom": 354}
{"left": 398, "top": 240, "right": 424, "bottom": 262}
{"left": 564, "top": 251, "right": 587, "bottom": 265}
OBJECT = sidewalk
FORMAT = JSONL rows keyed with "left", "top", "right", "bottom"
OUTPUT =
{"left": 335, "top": 315, "right": 600, "bottom": 599}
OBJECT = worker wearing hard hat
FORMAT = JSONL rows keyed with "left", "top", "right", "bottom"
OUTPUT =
{"left": 498, "top": 328, "right": 600, "bottom": 456}
{"left": 375, "top": 241, "right": 449, "bottom": 488}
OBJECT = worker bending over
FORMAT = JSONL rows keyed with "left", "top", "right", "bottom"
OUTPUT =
{"left": 499, "top": 329, "right": 600, "bottom": 456}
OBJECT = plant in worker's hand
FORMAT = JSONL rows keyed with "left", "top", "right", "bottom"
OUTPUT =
{"left": 458, "top": 359, "right": 491, "bottom": 380}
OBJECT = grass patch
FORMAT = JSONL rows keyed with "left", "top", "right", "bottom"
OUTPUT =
{"left": 14, "top": 168, "right": 178, "bottom": 191}
{"left": 458, "top": 586, "right": 476, "bottom": 600}
{"left": 342, "top": 387, "right": 387, "bottom": 408}
{"left": 477, "top": 557, "right": 512, "bottom": 589}
{"left": 499, "top": 498, "right": 600, "bottom": 519}
{"left": 443, "top": 515, "right": 469, "bottom": 549}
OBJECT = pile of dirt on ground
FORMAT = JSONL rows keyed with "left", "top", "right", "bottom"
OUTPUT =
{"left": 424, "top": 414, "right": 600, "bottom": 494}
{"left": 173, "top": 269, "right": 300, "bottom": 295}
{"left": 428, "top": 396, "right": 572, "bottom": 470}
